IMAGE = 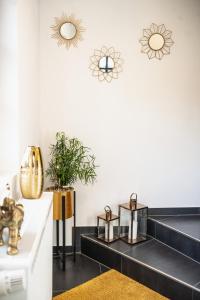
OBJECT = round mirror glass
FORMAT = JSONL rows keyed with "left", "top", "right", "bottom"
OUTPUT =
{"left": 98, "top": 56, "right": 114, "bottom": 73}
{"left": 148, "top": 33, "right": 165, "bottom": 50}
{"left": 60, "top": 22, "right": 77, "bottom": 40}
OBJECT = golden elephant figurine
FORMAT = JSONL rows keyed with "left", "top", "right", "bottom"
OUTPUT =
{"left": 0, "top": 197, "right": 24, "bottom": 255}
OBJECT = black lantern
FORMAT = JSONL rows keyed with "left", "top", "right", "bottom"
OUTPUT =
{"left": 119, "top": 193, "right": 148, "bottom": 245}
{"left": 97, "top": 206, "right": 120, "bottom": 243}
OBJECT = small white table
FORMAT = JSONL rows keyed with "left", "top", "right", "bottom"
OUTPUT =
{"left": 0, "top": 192, "right": 53, "bottom": 300}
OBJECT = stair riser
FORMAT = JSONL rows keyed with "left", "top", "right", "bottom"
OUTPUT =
{"left": 147, "top": 219, "right": 200, "bottom": 263}
{"left": 81, "top": 236, "right": 199, "bottom": 300}
{"left": 122, "top": 255, "right": 193, "bottom": 300}
{"left": 81, "top": 236, "right": 121, "bottom": 271}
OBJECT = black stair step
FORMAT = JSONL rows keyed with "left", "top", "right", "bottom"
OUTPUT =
{"left": 148, "top": 215, "right": 200, "bottom": 263}
{"left": 81, "top": 235, "right": 200, "bottom": 300}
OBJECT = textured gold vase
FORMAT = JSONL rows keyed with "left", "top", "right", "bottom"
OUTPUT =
{"left": 20, "top": 146, "right": 43, "bottom": 199}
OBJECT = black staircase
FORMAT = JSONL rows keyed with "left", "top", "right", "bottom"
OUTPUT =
{"left": 81, "top": 213, "right": 200, "bottom": 300}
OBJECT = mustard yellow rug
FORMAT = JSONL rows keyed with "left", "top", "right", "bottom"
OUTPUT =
{"left": 53, "top": 269, "right": 168, "bottom": 300}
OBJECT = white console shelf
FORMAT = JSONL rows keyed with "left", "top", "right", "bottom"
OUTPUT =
{"left": 0, "top": 192, "right": 53, "bottom": 300}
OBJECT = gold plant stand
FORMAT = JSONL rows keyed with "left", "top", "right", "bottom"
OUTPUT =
{"left": 46, "top": 187, "right": 76, "bottom": 270}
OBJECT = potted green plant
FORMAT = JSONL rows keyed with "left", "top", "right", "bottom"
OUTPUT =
{"left": 46, "top": 132, "right": 97, "bottom": 219}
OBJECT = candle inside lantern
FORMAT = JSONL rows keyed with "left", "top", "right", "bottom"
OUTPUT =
{"left": 128, "top": 211, "right": 138, "bottom": 241}
{"left": 105, "top": 222, "right": 114, "bottom": 241}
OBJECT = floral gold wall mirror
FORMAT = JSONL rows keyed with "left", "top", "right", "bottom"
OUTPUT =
{"left": 139, "top": 23, "right": 174, "bottom": 60}
{"left": 90, "top": 46, "right": 123, "bottom": 82}
{"left": 51, "top": 14, "right": 85, "bottom": 49}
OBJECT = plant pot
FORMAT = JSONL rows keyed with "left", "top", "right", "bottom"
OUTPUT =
{"left": 46, "top": 187, "right": 73, "bottom": 220}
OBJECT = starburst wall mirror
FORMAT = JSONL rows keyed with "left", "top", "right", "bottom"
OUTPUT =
{"left": 139, "top": 23, "right": 174, "bottom": 60}
{"left": 51, "top": 13, "right": 85, "bottom": 49}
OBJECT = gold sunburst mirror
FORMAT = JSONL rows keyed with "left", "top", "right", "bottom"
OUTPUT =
{"left": 51, "top": 14, "right": 85, "bottom": 49}
{"left": 139, "top": 23, "right": 174, "bottom": 60}
{"left": 90, "top": 46, "right": 123, "bottom": 82}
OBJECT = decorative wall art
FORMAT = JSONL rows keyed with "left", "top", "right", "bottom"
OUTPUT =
{"left": 139, "top": 23, "right": 174, "bottom": 60}
{"left": 89, "top": 46, "right": 123, "bottom": 82}
{"left": 51, "top": 13, "right": 85, "bottom": 49}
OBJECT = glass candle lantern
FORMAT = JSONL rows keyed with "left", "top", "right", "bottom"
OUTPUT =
{"left": 97, "top": 206, "right": 120, "bottom": 243}
{"left": 119, "top": 193, "right": 148, "bottom": 245}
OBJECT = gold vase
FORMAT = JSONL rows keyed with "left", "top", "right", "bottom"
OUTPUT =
{"left": 20, "top": 146, "right": 43, "bottom": 199}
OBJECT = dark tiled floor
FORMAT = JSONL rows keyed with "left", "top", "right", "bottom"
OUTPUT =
{"left": 121, "top": 255, "right": 194, "bottom": 300}
{"left": 148, "top": 216, "right": 200, "bottom": 263}
{"left": 85, "top": 235, "right": 133, "bottom": 253}
{"left": 84, "top": 234, "right": 152, "bottom": 254}
{"left": 150, "top": 215, "right": 200, "bottom": 241}
{"left": 81, "top": 236, "right": 122, "bottom": 271}
{"left": 196, "top": 282, "right": 200, "bottom": 289}
{"left": 193, "top": 282, "right": 200, "bottom": 300}
{"left": 82, "top": 235, "right": 200, "bottom": 291}
{"left": 53, "top": 253, "right": 109, "bottom": 297}
{"left": 125, "top": 239, "right": 200, "bottom": 287}
{"left": 81, "top": 235, "right": 200, "bottom": 299}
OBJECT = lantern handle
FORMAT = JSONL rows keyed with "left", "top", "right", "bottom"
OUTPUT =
{"left": 104, "top": 205, "right": 111, "bottom": 212}
{"left": 104, "top": 205, "right": 112, "bottom": 221}
{"left": 129, "top": 193, "right": 137, "bottom": 210}
{"left": 130, "top": 193, "right": 137, "bottom": 201}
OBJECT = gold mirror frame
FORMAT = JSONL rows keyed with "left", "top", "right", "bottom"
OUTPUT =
{"left": 89, "top": 46, "right": 123, "bottom": 83}
{"left": 139, "top": 23, "right": 174, "bottom": 60}
{"left": 59, "top": 22, "right": 77, "bottom": 40}
{"left": 51, "top": 13, "right": 85, "bottom": 49}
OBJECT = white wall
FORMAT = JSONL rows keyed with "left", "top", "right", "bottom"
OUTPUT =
{"left": 40, "top": 0, "right": 200, "bottom": 232}
{"left": 0, "top": 0, "right": 40, "bottom": 176}
{"left": 0, "top": 0, "right": 19, "bottom": 173}
{"left": 17, "top": 0, "right": 40, "bottom": 158}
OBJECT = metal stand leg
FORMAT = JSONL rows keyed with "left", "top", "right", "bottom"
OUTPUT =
{"left": 54, "top": 192, "right": 76, "bottom": 269}
{"left": 62, "top": 195, "right": 66, "bottom": 271}
{"left": 56, "top": 220, "right": 59, "bottom": 255}
{"left": 73, "top": 191, "right": 76, "bottom": 262}
{"left": 118, "top": 206, "right": 121, "bottom": 238}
